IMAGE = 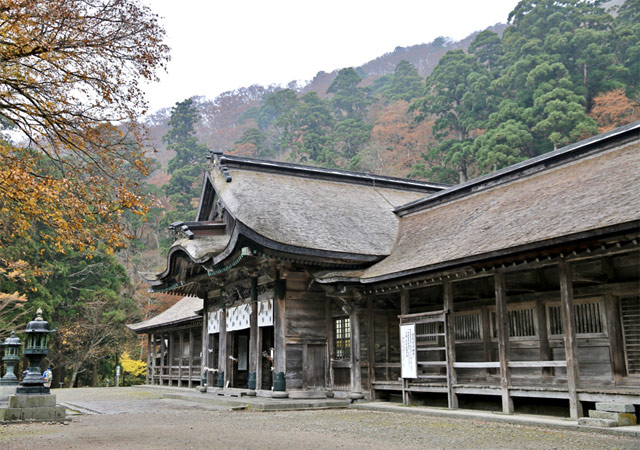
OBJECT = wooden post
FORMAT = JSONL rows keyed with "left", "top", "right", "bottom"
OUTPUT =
{"left": 151, "top": 334, "right": 157, "bottom": 385}
{"left": 536, "top": 300, "right": 553, "bottom": 377}
{"left": 248, "top": 277, "right": 258, "bottom": 394}
{"left": 273, "top": 280, "right": 288, "bottom": 397}
{"left": 178, "top": 331, "right": 184, "bottom": 387}
{"left": 146, "top": 334, "right": 151, "bottom": 385}
{"left": 559, "top": 260, "right": 582, "bottom": 419}
{"left": 605, "top": 293, "right": 626, "bottom": 383}
{"left": 256, "top": 323, "right": 263, "bottom": 391}
{"left": 495, "top": 271, "right": 513, "bottom": 414}
{"left": 188, "top": 328, "right": 194, "bottom": 388}
{"left": 218, "top": 308, "right": 227, "bottom": 389}
{"left": 326, "top": 298, "right": 334, "bottom": 393}
{"left": 202, "top": 296, "right": 208, "bottom": 387}
{"left": 160, "top": 333, "right": 166, "bottom": 386}
{"left": 444, "top": 281, "right": 458, "bottom": 409}
{"left": 349, "top": 301, "right": 364, "bottom": 399}
{"left": 400, "top": 289, "right": 411, "bottom": 404}
{"left": 367, "top": 296, "right": 376, "bottom": 400}
{"left": 481, "top": 306, "right": 493, "bottom": 378}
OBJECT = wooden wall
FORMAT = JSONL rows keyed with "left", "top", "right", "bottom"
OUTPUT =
{"left": 284, "top": 270, "right": 328, "bottom": 391}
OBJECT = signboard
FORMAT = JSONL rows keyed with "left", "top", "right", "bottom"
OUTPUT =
{"left": 400, "top": 323, "right": 417, "bottom": 379}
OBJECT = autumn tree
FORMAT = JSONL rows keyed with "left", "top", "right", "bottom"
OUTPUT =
{"left": 0, "top": 0, "right": 169, "bottom": 283}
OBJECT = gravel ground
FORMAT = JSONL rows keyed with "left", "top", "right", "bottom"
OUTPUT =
{"left": 0, "top": 388, "right": 638, "bottom": 449}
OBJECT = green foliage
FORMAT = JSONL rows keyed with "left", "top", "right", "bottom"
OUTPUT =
{"left": 327, "top": 68, "right": 371, "bottom": 119}
{"left": 381, "top": 60, "right": 425, "bottom": 102}
{"left": 408, "top": 0, "right": 636, "bottom": 182}
{"left": 161, "top": 99, "right": 207, "bottom": 227}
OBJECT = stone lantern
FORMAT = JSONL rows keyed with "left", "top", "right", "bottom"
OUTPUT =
{"left": 1, "top": 331, "right": 22, "bottom": 386}
{"left": 17, "top": 308, "right": 56, "bottom": 395}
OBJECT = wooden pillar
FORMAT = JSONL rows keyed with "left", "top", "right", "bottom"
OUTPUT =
{"left": 559, "top": 260, "right": 583, "bottom": 419}
{"left": 151, "top": 334, "right": 157, "bottom": 385}
{"left": 495, "top": 271, "right": 513, "bottom": 414}
{"left": 349, "top": 301, "right": 364, "bottom": 399}
{"left": 256, "top": 323, "right": 263, "bottom": 391}
{"left": 188, "top": 328, "right": 194, "bottom": 388}
{"left": 367, "top": 296, "right": 376, "bottom": 400}
{"left": 248, "top": 277, "right": 258, "bottom": 394}
{"left": 400, "top": 289, "right": 410, "bottom": 315}
{"left": 605, "top": 293, "right": 626, "bottom": 383}
{"left": 273, "top": 276, "right": 288, "bottom": 397}
{"left": 481, "top": 306, "right": 493, "bottom": 378}
{"left": 202, "top": 297, "right": 208, "bottom": 387}
{"left": 217, "top": 308, "right": 227, "bottom": 388}
{"left": 326, "top": 298, "right": 334, "bottom": 393}
{"left": 160, "top": 333, "right": 166, "bottom": 386}
{"left": 146, "top": 334, "right": 151, "bottom": 385}
{"left": 444, "top": 281, "right": 458, "bottom": 409}
{"left": 178, "top": 331, "right": 184, "bottom": 387}
{"left": 536, "top": 300, "right": 553, "bottom": 377}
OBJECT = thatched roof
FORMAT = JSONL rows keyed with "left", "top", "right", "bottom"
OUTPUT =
{"left": 210, "top": 157, "right": 444, "bottom": 257}
{"left": 318, "top": 122, "right": 640, "bottom": 283}
{"left": 128, "top": 296, "right": 203, "bottom": 333}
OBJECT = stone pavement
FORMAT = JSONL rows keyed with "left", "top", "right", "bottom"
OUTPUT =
{"left": 132, "top": 386, "right": 640, "bottom": 438}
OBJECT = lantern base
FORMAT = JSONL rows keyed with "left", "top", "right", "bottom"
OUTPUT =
{"left": 16, "top": 386, "right": 50, "bottom": 395}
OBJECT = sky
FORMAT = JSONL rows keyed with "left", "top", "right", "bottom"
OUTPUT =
{"left": 142, "top": 0, "right": 521, "bottom": 114}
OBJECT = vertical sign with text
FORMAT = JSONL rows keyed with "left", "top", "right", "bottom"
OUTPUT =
{"left": 400, "top": 323, "right": 417, "bottom": 379}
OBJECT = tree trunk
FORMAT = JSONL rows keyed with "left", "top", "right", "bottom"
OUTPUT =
{"left": 91, "top": 363, "right": 98, "bottom": 387}
{"left": 70, "top": 363, "right": 81, "bottom": 388}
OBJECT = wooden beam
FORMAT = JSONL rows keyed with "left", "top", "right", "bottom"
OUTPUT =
{"left": 495, "top": 271, "right": 513, "bottom": 414}
{"left": 558, "top": 259, "right": 583, "bottom": 419}
{"left": 443, "top": 281, "right": 458, "bottom": 409}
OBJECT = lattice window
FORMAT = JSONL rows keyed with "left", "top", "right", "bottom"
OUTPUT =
{"left": 453, "top": 311, "right": 482, "bottom": 342}
{"left": 334, "top": 317, "right": 351, "bottom": 360}
{"left": 491, "top": 303, "right": 537, "bottom": 339}
{"left": 547, "top": 298, "right": 606, "bottom": 337}
{"left": 415, "top": 321, "right": 439, "bottom": 345}
{"left": 620, "top": 296, "right": 640, "bottom": 375}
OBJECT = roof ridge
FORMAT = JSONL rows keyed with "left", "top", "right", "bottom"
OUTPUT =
{"left": 208, "top": 152, "right": 449, "bottom": 192}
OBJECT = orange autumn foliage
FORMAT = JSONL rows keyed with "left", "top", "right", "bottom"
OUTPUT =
{"left": 590, "top": 89, "right": 640, "bottom": 133}
{"left": 0, "top": 0, "right": 169, "bottom": 280}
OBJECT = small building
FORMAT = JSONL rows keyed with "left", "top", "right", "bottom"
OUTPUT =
{"left": 128, "top": 296, "right": 203, "bottom": 388}
{"left": 131, "top": 122, "right": 639, "bottom": 417}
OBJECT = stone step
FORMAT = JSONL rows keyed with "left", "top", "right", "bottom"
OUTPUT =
{"left": 595, "top": 402, "right": 636, "bottom": 413}
{"left": 588, "top": 409, "right": 637, "bottom": 426}
{"left": 578, "top": 417, "right": 618, "bottom": 428}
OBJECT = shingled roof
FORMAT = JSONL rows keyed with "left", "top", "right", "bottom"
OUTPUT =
{"left": 209, "top": 160, "right": 440, "bottom": 257}
{"left": 317, "top": 122, "right": 640, "bottom": 283}
{"left": 128, "top": 296, "right": 203, "bottom": 333}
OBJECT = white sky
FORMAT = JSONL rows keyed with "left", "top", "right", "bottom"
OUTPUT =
{"left": 142, "top": 0, "right": 521, "bottom": 113}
